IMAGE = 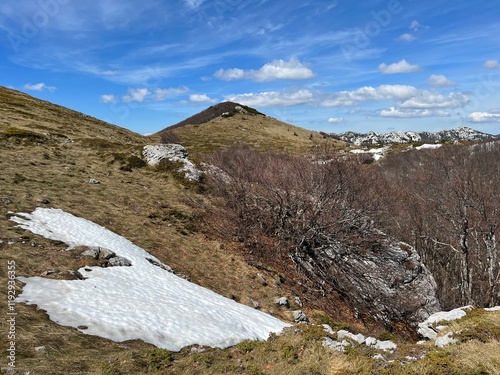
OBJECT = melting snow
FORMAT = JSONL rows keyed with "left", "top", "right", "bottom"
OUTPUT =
{"left": 11, "top": 208, "right": 289, "bottom": 351}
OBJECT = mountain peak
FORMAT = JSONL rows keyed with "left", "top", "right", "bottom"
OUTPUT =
{"left": 158, "top": 102, "right": 265, "bottom": 134}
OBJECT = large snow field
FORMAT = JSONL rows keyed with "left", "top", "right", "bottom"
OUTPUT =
{"left": 11, "top": 208, "right": 289, "bottom": 351}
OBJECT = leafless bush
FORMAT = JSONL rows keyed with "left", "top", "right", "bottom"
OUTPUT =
{"left": 160, "top": 130, "right": 181, "bottom": 144}
{"left": 377, "top": 141, "right": 500, "bottom": 308}
{"left": 206, "top": 145, "right": 377, "bottom": 259}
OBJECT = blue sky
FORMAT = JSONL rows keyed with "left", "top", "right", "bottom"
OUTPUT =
{"left": 1, "top": 0, "right": 500, "bottom": 135}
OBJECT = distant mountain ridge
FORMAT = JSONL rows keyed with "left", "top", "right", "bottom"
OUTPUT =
{"left": 339, "top": 126, "right": 493, "bottom": 146}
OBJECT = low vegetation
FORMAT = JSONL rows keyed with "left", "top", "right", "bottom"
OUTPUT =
{"left": 0, "top": 86, "right": 498, "bottom": 374}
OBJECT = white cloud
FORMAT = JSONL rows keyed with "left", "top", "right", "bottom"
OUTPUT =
{"left": 379, "top": 59, "right": 421, "bottom": 74}
{"left": 483, "top": 59, "right": 500, "bottom": 69}
{"left": 380, "top": 107, "right": 450, "bottom": 118}
{"left": 184, "top": 0, "right": 204, "bottom": 9}
{"left": 428, "top": 74, "right": 456, "bottom": 88}
{"left": 397, "top": 33, "right": 415, "bottom": 42}
{"left": 214, "top": 58, "right": 314, "bottom": 82}
{"left": 225, "top": 89, "right": 314, "bottom": 107}
{"left": 154, "top": 86, "right": 189, "bottom": 101}
{"left": 23, "top": 83, "right": 56, "bottom": 92}
{"left": 467, "top": 111, "right": 500, "bottom": 123}
{"left": 399, "top": 91, "right": 469, "bottom": 109}
{"left": 328, "top": 117, "right": 344, "bottom": 123}
{"left": 101, "top": 70, "right": 118, "bottom": 76}
{"left": 189, "top": 94, "right": 217, "bottom": 103}
{"left": 100, "top": 94, "right": 117, "bottom": 103}
{"left": 123, "top": 88, "right": 151, "bottom": 103}
{"left": 214, "top": 68, "right": 245, "bottom": 81}
{"left": 321, "top": 84, "right": 418, "bottom": 107}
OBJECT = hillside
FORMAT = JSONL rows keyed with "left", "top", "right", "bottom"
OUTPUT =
{"left": 155, "top": 101, "right": 345, "bottom": 155}
{"left": 1, "top": 88, "right": 499, "bottom": 374}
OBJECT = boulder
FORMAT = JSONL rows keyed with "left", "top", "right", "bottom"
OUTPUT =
{"left": 290, "top": 233, "right": 441, "bottom": 328}
{"left": 143, "top": 144, "right": 202, "bottom": 181}
{"left": 274, "top": 297, "right": 289, "bottom": 308}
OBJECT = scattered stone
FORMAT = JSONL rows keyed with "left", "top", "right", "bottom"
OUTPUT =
{"left": 373, "top": 354, "right": 385, "bottom": 361}
{"left": 274, "top": 297, "right": 289, "bottom": 308}
{"left": 42, "top": 199, "right": 51, "bottom": 204}
{"left": 81, "top": 247, "right": 100, "bottom": 259}
{"left": 101, "top": 249, "right": 117, "bottom": 260}
{"left": 146, "top": 258, "right": 173, "bottom": 272}
{"left": 35, "top": 345, "right": 47, "bottom": 352}
{"left": 190, "top": 346, "right": 206, "bottom": 353}
{"left": 365, "top": 337, "right": 378, "bottom": 346}
{"left": 337, "top": 330, "right": 365, "bottom": 344}
{"left": 292, "top": 310, "right": 309, "bottom": 324}
{"left": 374, "top": 340, "right": 397, "bottom": 352}
{"left": 418, "top": 306, "right": 472, "bottom": 340}
{"left": 89, "top": 178, "right": 100, "bottom": 184}
{"left": 322, "top": 337, "right": 345, "bottom": 352}
{"left": 294, "top": 296, "right": 303, "bottom": 308}
{"left": 1, "top": 198, "right": 13, "bottom": 204}
{"left": 435, "top": 332, "right": 457, "bottom": 348}
{"left": 250, "top": 299, "right": 261, "bottom": 309}
{"left": 108, "top": 256, "right": 132, "bottom": 267}
{"left": 322, "top": 324, "right": 335, "bottom": 335}
{"left": 42, "top": 269, "right": 59, "bottom": 276}
{"left": 68, "top": 270, "right": 85, "bottom": 280}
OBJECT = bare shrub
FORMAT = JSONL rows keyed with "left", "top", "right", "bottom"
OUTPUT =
{"left": 377, "top": 141, "right": 500, "bottom": 308}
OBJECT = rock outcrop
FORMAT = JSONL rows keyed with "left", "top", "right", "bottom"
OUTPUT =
{"left": 291, "top": 231, "right": 441, "bottom": 328}
{"left": 143, "top": 144, "right": 202, "bottom": 181}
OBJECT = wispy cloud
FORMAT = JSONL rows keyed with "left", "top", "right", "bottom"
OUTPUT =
{"left": 380, "top": 108, "right": 450, "bottom": 118}
{"left": 214, "top": 58, "right": 314, "bottom": 82}
{"left": 321, "top": 85, "right": 418, "bottom": 107}
{"left": 189, "top": 94, "right": 217, "bottom": 103}
{"left": 225, "top": 89, "right": 314, "bottom": 107}
{"left": 23, "top": 83, "right": 56, "bottom": 92}
{"left": 154, "top": 87, "right": 189, "bottom": 101}
{"left": 378, "top": 59, "right": 421, "bottom": 74}
{"left": 184, "top": 0, "right": 204, "bottom": 10}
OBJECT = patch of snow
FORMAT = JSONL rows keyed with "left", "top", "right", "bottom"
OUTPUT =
{"left": 484, "top": 306, "right": 500, "bottom": 312}
{"left": 11, "top": 208, "right": 289, "bottom": 351}
{"left": 350, "top": 145, "right": 390, "bottom": 160}
{"left": 415, "top": 144, "right": 442, "bottom": 150}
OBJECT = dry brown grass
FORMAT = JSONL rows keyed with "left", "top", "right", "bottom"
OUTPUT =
{"left": 1, "top": 86, "right": 499, "bottom": 375}
{"left": 160, "top": 112, "right": 345, "bottom": 156}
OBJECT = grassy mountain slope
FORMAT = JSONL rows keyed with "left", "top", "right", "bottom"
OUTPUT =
{"left": 155, "top": 101, "right": 345, "bottom": 156}
{"left": 0, "top": 87, "right": 498, "bottom": 374}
